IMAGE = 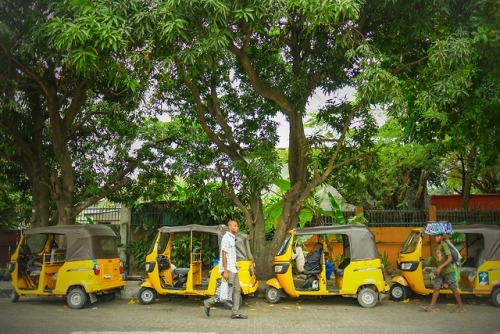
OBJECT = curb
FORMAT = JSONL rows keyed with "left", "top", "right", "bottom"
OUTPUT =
{"left": 0, "top": 279, "right": 269, "bottom": 300}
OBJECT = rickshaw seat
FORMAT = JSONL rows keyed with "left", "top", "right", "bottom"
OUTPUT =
{"left": 173, "top": 268, "right": 190, "bottom": 276}
{"left": 334, "top": 258, "right": 350, "bottom": 277}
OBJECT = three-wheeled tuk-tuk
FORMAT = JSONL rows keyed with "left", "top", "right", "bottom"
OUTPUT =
{"left": 138, "top": 224, "right": 258, "bottom": 307}
{"left": 390, "top": 224, "right": 500, "bottom": 307}
{"left": 9, "top": 224, "right": 125, "bottom": 309}
{"left": 265, "top": 224, "right": 389, "bottom": 308}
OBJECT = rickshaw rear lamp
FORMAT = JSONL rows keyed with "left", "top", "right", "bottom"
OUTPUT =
{"left": 119, "top": 261, "right": 124, "bottom": 273}
{"left": 94, "top": 264, "right": 101, "bottom": 275}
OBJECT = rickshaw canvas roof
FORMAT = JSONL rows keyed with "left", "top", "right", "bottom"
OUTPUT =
{"left": 158, "top": 224, "right": 254, "bottom": 260}
{"left": 292, "top": 224, "right": 380, "bottom": 260}
{"left": 453, "top": 224, "right": 500, "bottom": 261}
{"left": 23, "top": 224, "right": 118, "bottom": 261}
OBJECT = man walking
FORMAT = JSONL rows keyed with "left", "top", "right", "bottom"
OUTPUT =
{"left": 204, "top": 220, "right": 248, "bottom": 319}
{"left": 422, "top": 233, "right": 466, "bottom": 313}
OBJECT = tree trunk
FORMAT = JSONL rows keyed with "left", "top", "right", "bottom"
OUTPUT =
{"left": 461, "top": 148, "right": 476, "bottom": 210}
{"left": 30, "top": 176, "right": 51, "bottom": 227}
{"left": 414, "top": 169, "right": 430, "bottom": 210}
{"left": 47, "top": 92, "right": 77, "bottom": 226}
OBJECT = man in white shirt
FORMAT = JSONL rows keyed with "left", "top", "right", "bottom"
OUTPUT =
{"left": 204, "top": 220, "right": 247, "bottom": 319}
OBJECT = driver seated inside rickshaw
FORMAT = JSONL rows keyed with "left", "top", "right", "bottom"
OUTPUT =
{"left": 292, "top": 242, "right": 324, "bottom": 272}
{"left": 291, "top": 242, "right": 324, "bottom": 289}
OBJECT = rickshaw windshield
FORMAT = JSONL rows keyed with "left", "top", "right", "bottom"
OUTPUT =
{"left": 156, "top": 232, "right": 170, "bottom": 254}
{"left": 401, "top": 231, "right": 421, "bottom": 254}
{"left": 277, "top": 234, "right": 292, "bottom": 256}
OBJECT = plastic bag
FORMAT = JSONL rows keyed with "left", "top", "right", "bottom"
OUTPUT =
{"left": 215, "top": 278, "right": 232, "bottom": 302}
{"left": 445, "top": 240, "right": 462, "bottom": 265}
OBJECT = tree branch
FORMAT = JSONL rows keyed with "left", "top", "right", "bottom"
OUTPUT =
{"left": 228, "top": 42, "right": 296, "bottom": 116}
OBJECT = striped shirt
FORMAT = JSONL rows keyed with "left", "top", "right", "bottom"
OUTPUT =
{"left": 219, "top": 231, "right": 237, "bottom": 274}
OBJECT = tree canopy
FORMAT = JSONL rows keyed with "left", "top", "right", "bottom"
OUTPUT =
{"left": 1, "top": 0, "right": 498, "bottom": 277}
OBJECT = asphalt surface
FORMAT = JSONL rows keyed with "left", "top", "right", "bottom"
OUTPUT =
{"left": 0, "top": 280, "right": 499, "bottom": 334}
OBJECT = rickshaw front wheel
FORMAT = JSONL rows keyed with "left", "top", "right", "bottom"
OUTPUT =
{"left": 67, "top": 287, "right": 88, "bottom": 309}
{"left": 357, "top": 287, "right": 378, "bottom": 308}
{"left": 11, "top": 290, "right": 19, "bottom": 303}
{"left": 265, "top": 286, "right": 281, "bottom": 304}
{"left": 389, "top": 283, "right": 408, "bottom": 302}
{"left": 492, "top": 288, "right": 500, "bottom": 307}
{"left": 138, "top": 287, "right": 157, "bottom": 305}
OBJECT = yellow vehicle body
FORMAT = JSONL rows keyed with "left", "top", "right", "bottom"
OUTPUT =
{"left": 138, "top": 224, "right": 258, "bottom": 306}
{"left": 265, "top": 224, "right": 389, "bottom": 308}
{"left": 390, "top": 224, "right": 500, "bottom": 307}
{"left": 9, "top": 224, "right": 125, "bottom": 309}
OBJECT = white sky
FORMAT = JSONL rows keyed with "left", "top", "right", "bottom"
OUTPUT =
{"left": 275, "top": 87, "right": 356, "bottom": 148}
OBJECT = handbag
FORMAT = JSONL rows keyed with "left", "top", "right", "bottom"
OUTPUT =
{"left": 215, "top": 278, "right": 232, "bottom": 302}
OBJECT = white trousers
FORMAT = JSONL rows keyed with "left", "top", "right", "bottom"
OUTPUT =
{"left": 291, "top": 247, "right": 305, "bottom": 273}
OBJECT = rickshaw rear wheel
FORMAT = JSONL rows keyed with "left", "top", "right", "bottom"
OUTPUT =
{"left": 265, "top": 286, "right": 281, "bottom": 304}
{"left": 492, "top": 288, "right": 500, "bottom": 307}
{"left": 389, "top": 283, "right": 408, "bottom": 302}
{"left": 357, "top": 287, "right": 378, "bottom": 308}
{"left": 138, "top": 287, "right": 157, "bottom": 305}
{"left": 11, "top": 290, "right": 19, "bottom": 303}
{"left": 67, "top": 287, "right": 88, "bottom": 309}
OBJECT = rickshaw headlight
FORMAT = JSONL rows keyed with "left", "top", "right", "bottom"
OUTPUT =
{"left": 400, "top": 262, "right": 419, "bottom": 271}
{"left": 145, "top": 261, "right": 156, "bottom": 273}
{"left": 273, "top": 263, "right": 289, "bottom": 274}
{"left": 8, "top": 262, "right": 15, "bottom": 273}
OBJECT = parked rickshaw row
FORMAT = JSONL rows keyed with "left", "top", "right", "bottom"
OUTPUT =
{"left": 8, "top": 222, "right": 500, "bottom": 309}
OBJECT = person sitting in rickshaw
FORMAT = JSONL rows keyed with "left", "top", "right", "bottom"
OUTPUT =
{"left": 292, "top": 242, "right": 324, "bottom": 273}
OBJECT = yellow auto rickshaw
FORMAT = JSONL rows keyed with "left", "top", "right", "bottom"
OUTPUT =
{"left": 9, "top": 224, "right": 125, "bottom": 309}
{"left": 265, "top": 224, "right": 389, "bottom": 308}
{"left": 390, "top": 223, "right": 500, "bottom": 307}
{"left": 138, "top": 224, "right": 258, "bottom": 307}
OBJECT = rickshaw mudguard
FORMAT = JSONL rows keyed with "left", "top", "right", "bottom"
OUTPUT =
{"left": 140, "top": 278, "right": 154, "bottom": 289}
{"left": 266, "top": 277, "right": 283, "bottom": 290}
{"left": 391, "top": 275, "right": 409, "bottom": 287}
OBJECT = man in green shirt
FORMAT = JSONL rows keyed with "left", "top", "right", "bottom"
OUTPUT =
{"left": 422, "top": 233, "right": 466, "bottom": 313}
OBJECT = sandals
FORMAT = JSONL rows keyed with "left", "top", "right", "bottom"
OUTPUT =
{"left": 231, "top": 314, "right": 248, "bottom": 319}
{"left": 420, "top": 306, "right": 438, "bottom": 312}
{"left": 450, "top": 308, "right": 467, "bottom": 313}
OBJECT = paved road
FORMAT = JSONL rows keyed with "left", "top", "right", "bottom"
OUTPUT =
{"left": 0, "top": 282, "right": 499, "bottom": 334}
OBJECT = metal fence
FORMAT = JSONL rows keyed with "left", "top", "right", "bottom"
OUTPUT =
{"left": 321, "top": 210, "right": 500, "bottom": 227}
{"left": 78, "top": 204, "right": 499, "bottom": 228}
{"left": 131, "top": 210, "right": 177, "bottom": 227}
{"left": 77, "top": 205, "right": 122, "bottom": 224}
